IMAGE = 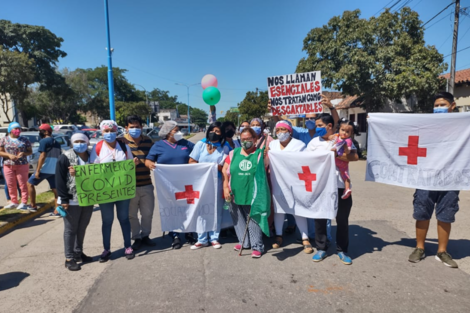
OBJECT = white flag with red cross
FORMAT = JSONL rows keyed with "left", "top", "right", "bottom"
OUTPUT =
{"left": 154, "top": 163, "right": 219, "bottom": 232}
{"left": 268, "top": 150, "right": 338, "bottom": 219}
{"left": 366, "top": 113, "right": 470, "bottom": 190}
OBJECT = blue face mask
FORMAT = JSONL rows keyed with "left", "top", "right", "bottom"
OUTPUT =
{"left": 433, "top": 107, "right": 448, "bottom": 113}
{"left": 103, "top": 132, "right": 117, "bottom": 143}
{"left": 252, "top": 126, "right": 261, "bottom": 135}
{"left": 305, "top": 120, "right": 316, "bottom": 130}
{"left": 315, "top": 127, "right": 327, "bottom": 137}
{"left": 128, "top": 128, "right": 141, "bottom": 138}
{"left": 239, "top": 127, "right": 245, "bottom": 134}
{"left": 73, "top": 143, "right": 88, "bottom": 153}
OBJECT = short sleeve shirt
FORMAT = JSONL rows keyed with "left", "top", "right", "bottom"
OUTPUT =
{"left": 0, "top": 136, "right": 32, "bottom": 166}
{"left": 38, "top": 137, "right": 62, "bottom": 173}
{"left": 89, "top": 141, "right": 133, "bottom": 164}
{"left": 292, "top": 126, "right": 318, "bottom": 146}
{"left": 146, "top": 139, "right": 195, "bottom": 165}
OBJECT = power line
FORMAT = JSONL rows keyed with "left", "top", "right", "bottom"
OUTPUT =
{"left": 388, "top": 0, "right": 403, "bottom": 11}
{"left": 423, "top": 1, "right": 455, "bottom": 27}
{"left": 396, "top": 0, "right": 413, "bottom": 12}
{"left": 444, "top": 45, "right": 470, "bottom": 58}
{"left": 373, "top": 0, "right": 396, "bottom": 16}
{"left": 411, "top": 0, "right": 423, "bottom": 10}
{"left": 425, "top": 11, "right": 453, "bottom": 29}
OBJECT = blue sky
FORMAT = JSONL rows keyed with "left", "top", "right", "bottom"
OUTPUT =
{"left": 2, "top": 0, "right": 469, "bottom": 117}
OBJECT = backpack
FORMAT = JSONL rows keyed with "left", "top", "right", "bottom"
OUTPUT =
{"left": 95, "top": 139, "right": 127, "bottom": 157}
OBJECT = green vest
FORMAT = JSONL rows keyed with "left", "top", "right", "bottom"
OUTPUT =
{"left": 230, "top": 148, "right": 261, "bottom": 205}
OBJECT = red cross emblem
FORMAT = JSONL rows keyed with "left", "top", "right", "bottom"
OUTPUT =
{"left": 298, "top": 166, "right": 317, "bottom": 192}
{"left": 398, "top": 136, "right": 427, "bottom": 165}
{"left": 175, "top": 185, "right": 200, "bottom": 204}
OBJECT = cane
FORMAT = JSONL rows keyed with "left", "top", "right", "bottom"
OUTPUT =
{"left": 238, "top": 209, "right": 251, "bottom": 256}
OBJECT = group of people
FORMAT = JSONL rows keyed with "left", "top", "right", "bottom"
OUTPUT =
{"left": 1, "top": 91, "right": 461, "bottom": 271}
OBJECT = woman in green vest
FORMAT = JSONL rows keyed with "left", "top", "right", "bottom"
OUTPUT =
{"left": 222, "top": 128, "right": 265, "bottom": 258}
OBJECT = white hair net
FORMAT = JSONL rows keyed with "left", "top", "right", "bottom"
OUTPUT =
{"left": 159, "top": 121, "right": 178, "bottom": 138}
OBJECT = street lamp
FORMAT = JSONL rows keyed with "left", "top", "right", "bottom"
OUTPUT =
{"left": 175, "top": 82, "right": 200, "bottom": 133}
{"left": 135, "top": 84, "right": 149, "bottom": 125}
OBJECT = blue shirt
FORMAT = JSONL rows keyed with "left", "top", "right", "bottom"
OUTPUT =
{"left": 38, "top": 137, "right": 61, "bottom": 174}
{"left": 292, "top": 126, "right": 318, "bottom": 146}
{"left": 146, "top": 139, "right": 195, "bottom": 164}
{"left": 190, "top": 141, "right": 230, "bottom": 177}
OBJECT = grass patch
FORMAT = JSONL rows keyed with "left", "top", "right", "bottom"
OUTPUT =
{"left": 0, "top": 208, "right": 29, "bottom": 222}
{"left": 184, "top": 134, "right": 195, "bottom": 140}
{"left": 35, "top": 191, "right": 55, "bottom": 204}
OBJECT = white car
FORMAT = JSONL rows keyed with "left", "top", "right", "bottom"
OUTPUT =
{"left": 53, "top": 125, "right": 81, "bottom": 133}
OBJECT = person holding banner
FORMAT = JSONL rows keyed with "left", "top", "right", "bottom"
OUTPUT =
{"left": 250, "top": 118, "right": 273, "bottom": 154}
{"left": 188, "top": 122, "right": 230, "bottom": 250}
{"left": 145, "top": 120, "right": 196, "bottom": 250}
{"left": 222, "top": 128, "right": 266, "bottom": 258}
{"left": 267, "top": 120, "right": 313, "bottom": 254}
{"left": 306, "top": 114, "right": 358, "bottom": 265}
{"left": 56, "top": 133, "right": 94, "bottom": 271}
{"left": 90, "top": 120, "right": 137, "bottom": 262}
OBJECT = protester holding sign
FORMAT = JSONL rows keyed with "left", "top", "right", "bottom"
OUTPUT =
{"left": 188, "top": 122, "right": 230, "bottom": 250}
{"left": 267, "top": 120, "right": 313, "bottom": 254}
{"left": 90, "top": 120, "right": 137, "bottom": 262}
{"left": 145, "top": 120, "right": 196, "bottom": 249}
{"left": 55, "top": 133, "right": 94, "bottom": 271}
{"left": 306, "top": 114, "right": 358, "bottom": 265}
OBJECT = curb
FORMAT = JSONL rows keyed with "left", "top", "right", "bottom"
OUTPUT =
{"left": 0, "top": 200, "right": 56, "bottom": 236}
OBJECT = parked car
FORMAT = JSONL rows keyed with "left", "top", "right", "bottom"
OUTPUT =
{"left": 146, "top": 128, "right": 161, "bottom": 142}
{"left": 21, "top": 131, "right": 71, "bottom": 174}
{"left": 88, "top": 129, "right": 125, "bottom": 149}
{"left": 0, "top": 127, "right": 8, "bottom": 138}
{"left": 53, "top": 124, "right": 81, "bottom": 133}
{"left": 180, "top": 128, "right": 190, "bottom": 136}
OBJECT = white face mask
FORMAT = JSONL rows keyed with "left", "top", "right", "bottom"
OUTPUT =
{"left": 277, "top": 131, "right": 290, "bottom": 142}
{"left": 173, "top": 131, "right": 183, "bottom": 141}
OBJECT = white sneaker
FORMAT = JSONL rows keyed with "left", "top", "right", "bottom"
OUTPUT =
{"left": 17, "top": 203, "right": 28, "bottom": 210}
{"left": 4, "top": 203, "right": 18, "bottom": 209}
{"left": 211, "top": 241, "right": 222, "bottom": 249}
{"left": 190, "top": 242, "right": 209, "bottom": 250}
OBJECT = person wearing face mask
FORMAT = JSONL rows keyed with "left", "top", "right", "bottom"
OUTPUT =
{"left": 267, "top": 120, "right": 313, "bottom": 254}
{"left": 236, "top": 121, "right": 250, "bottom": 147}
{"left": 55, "top": 133, "right": 94, "bottom": 271}
{"left": 222, "top": 128, "right": 267, "bottom": 258}
{"left": 306, "top": 114, "right": 359, "bottom": 265}
{"left": 250, "top": 118, "right": 273, "bottom": 153}
{"left": 188, "top": 122, "right": 230, "bottom": 250}
{"left": 408, "top": 92, "right": 460, "bottom": 268}
{"left": 27, "top": 123, "right": 61, "bottom": 213}
{"left": 145, "top": 120, "right": 196, "bottom": 249}
{"left": 90, "top": 120, "right": 138, "bottom": 262}
{"left": 0, "top": 122, "right": 32, "bottom": 210}
{"left": 122, "top": 115, "right": 156, "bottom": 251}
{"left": 222, "top": 121, "right": 239, "bottom": 150}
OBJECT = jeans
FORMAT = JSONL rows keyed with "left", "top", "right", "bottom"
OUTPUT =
{"left": 100, "top": 199, "right": 131, "bottom": 251}
{"left": 3, "top": 165, "right": 29, "bottom": 204}
{"left": 197, "top": 231, "right": 220, "bottom": 244}
{"left": 63, "top": 205, "right": 93, "bottom": 259}
{"left": 129, "top": 185, "right": 155, "bottom": 240}
{"left": 308, "top": 218, "right": 333, "bottom": 241}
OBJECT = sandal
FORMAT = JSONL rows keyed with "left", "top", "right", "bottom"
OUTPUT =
{"left": 302, "top": 239, "right": 314, "bottom": 254}
{"left": 272, "top": 236, "right": 283, "bottom": 249}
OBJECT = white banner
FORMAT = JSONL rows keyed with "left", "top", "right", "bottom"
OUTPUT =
{"left": 154, "top": 163, "right": 219, "bottom": 232}
{"left": 268, "top": 150, "right": 338, "bottom": 219}
{"left": 366, "top": 113, "right": 470, "bottom": 190}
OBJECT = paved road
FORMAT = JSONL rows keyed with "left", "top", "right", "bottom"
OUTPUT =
{"left": 1, "top": 132, "right": 469, "bottom": 313}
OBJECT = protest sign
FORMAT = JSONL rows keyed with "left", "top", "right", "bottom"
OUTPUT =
{"left": 74, "top": 160, "right": 136, "bottom": 206}
{"left": 267, "top": 71, "right": 322, "bottom": 116}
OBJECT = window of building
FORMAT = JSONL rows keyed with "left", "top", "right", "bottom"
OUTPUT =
{"left": 357, "top": 113, "right": 367, "bottom": 133}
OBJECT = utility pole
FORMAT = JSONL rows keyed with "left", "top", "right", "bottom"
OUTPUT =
{"left": 104, "top": 0, "right": 116, "bottom": 121}
{"left": 448, "top": 0, "right": 460, "bottom": 95}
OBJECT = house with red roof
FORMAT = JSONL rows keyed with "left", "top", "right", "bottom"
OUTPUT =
{"left": 441, "top": 68, "right": 470, "bottom": 112}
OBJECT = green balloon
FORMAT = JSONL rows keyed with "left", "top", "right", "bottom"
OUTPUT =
{"left": 202, "top": 86, "right": 221, "bottom": 106}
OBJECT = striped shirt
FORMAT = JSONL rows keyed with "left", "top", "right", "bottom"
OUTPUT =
{"left": 123, "top": 133, "right": 153, "bottom": 186}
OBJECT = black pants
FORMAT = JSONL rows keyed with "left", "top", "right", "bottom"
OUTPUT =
{"left": 63, "top": 205, "right": 93, "bottom": 259}
{"left": 315, "top": 189, "right": 352, "bottom": 253}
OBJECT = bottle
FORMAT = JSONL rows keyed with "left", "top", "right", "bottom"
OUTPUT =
{"left": 223, "top": 198, "right": 231, "bottom": 210}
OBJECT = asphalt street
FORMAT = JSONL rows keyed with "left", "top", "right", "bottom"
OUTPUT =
{"left": 1, "top": 131, "right": 469, "bottom": 313}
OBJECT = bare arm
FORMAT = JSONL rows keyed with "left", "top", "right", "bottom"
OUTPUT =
{"left": 35, "top": 152, "right": 47, "bottom": 177}
{"left": 222, "top": 162, "right": 231, "bottom": 200}
{"left": 0, "top": 147, "right": 13, "bottom": 159}
{"left": 188, "top": 157, "right": 198, "bottom": 164}
{"left": 321, "top": 94, "right": 339, "bottom": 126}
{"left": 145, "top": 159, "right": 156, "bottom": 170}
{"left": 267, "top": 99, "right": 281, "bottom": 122}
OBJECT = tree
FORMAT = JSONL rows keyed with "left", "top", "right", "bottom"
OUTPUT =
{"left": 224, "top": 111, "right": 239, "bottom": 126}
{"left": 177, "top": 103, "right": 209, "bottom": 127}
{"left": 238, "top": 90, "right": 269, "bottom": 120}
{"left": 296, "top": 8, "right": 447, "bottom": 112}
{"left": 115, "top": 101, "right": 150, "bottom": 126}
{"left": 148, "top": 88, "right": 182, "bottom": 109}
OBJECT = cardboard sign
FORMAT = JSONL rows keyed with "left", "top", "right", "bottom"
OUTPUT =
{"left": 74, "top": 160, "right": 136, "bottom": 206}
{"left": 267, "top": 71, "right": 322, "bottom": 116}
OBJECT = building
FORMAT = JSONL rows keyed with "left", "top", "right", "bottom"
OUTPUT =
{"left": 0, "top": 94, "right": 35, "bottom": 128}
{"left": 157, "top": 109, "right": 178, "bottom": 122}
{"left": 441, "top": 68, "right": 470, "bottom": 112}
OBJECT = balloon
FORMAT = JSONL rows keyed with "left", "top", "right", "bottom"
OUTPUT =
{"left": 203, "top": 86, "right": 221, "bottom": 106}
{"left": 201, "top": 74, "right": 218, "bottom": 89}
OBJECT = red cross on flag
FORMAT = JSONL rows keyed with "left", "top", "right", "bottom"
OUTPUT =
{"left": 154, "top": 163, "right": 221, "bottom": 232}
{"left": 366, "top": 113, "right": 470, "bottom": 190}
{"left": 269, "top": 150, "right": 338, "bottom": 219}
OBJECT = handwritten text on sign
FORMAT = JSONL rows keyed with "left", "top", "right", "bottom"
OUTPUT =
{"left": 268, "top": 71, "right": 322, "bottom": 116}
{"left": 74, "top": 160, "right": 136, "bottom": 206}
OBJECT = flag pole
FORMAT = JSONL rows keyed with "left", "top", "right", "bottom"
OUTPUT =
{"left": 238, "top": 211, "right": 251, "bottom": 256}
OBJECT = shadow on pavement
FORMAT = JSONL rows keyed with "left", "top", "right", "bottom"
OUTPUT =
{"left": 347, "top": 225, "right": 390, "bottom": 259}
{"left": 0, "top": 272, "right": 30, "bottom": 292}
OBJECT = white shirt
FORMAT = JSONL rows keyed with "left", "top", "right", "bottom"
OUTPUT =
{"left": 90, "top": 141, "right": 133, "bottom": 164}
{"left": 269, "top": 138, "right": 306, "bottom": 152}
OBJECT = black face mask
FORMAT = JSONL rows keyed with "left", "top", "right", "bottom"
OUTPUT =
{"left": 208, "top": 132, "right": 222, "bottom": 142}
{"left": 39, "top": 130, "right": 46, "bottom": 139}
{"left": 225, "top": 129, "right": 235, "bottom": 138}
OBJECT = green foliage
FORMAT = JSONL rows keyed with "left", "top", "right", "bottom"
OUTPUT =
{"left": 224, "top": 111, "right": 240, "bottom": 126}
{"left": 115, "top": 101, "right": 151, "bottom": 126}
{"left": 217, "top": 117, "right": 225, "bottom": 122}
{"left": 149, "top": 88, "right": 182, "bottom": 109}
{"left": 296, "top": 8, "right": 447, "bottom": 112}
{"left": 238, "top": 90, "right": 269, "bottom": 120}
{"left": 177, "top": 103, "right": 209, "bottom": 127}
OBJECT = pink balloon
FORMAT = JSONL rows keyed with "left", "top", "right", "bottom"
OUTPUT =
{"left": 201, "top": 74, "right": 218, "bottom": 89}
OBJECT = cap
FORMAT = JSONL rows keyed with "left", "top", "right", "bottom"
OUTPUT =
{"left": 39, "top": 124, "right": 53, "bottom": 133}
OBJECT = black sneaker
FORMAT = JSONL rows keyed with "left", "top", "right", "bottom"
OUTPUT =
{"left": 99, "top": 250, "right": 112, "bottom": 263}
{"left": 185, "top": 233, "right": 197, "bottom": 245}
{"left": 142, "top": 236, "right": 156, "bottom": 247}
{"left": 65, "top": 259, "right": 81, "bottom": 271}
{"left": 131, "top": 239, "right": 142, "bottom": 251}
{"left": 74, "top": 253, "right": 93, "bottom": 263}
{"left": 172, "top": 236, "right": 182, "bottom": 249}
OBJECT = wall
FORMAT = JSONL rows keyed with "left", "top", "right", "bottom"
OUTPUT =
{"left": 454, "top": 84, "right": 470, "bottom": 112}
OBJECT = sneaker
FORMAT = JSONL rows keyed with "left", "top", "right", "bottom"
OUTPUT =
{"left": 4, "top": 203, "right": 18, "bottom": 209}
{"left": 408, "top": 248, "right": 425, "bottom": 263}
{"left": 65, "top": 259, "right": 81, "bottom": 271}
{"left": 125, "top": 247, "right": 135, "bottom": 260}
{"left": 341, "top": 189, "right": 352, "bottom": 199}
{"left": 312, "top": 250, "right": 327, "bottom": 262}
{"left": 211, "top": 241, "right": 222, "bottom": 249}
{"left": 75, "top": 253, "right": 93, "bottom": 263}
{"left": 17, "top": 203, "right": 28, "bottom": 211}
{"left": 142, "top": 236, "right": 156, "bottom": 247}
{"left": 251, "top": 250, "right": 262, "bottom": 258}
{"left": 185, "top": 233, "right": 197, "bottom": 245}
{"left": 27, "top": 206, "right": 37, "bottom": 212}
{"left": 171, "top": 236, "right": 182, "bottom": 250}
{"left": 234, "top": 244, "right": 242, "bottom": 252}
{"left": 99, "top": 250, "right": 112, "bottom": 263}
{"left": 435, "top": 252, "right": 458, "bottom": 268}
{"left": 49, "top": 212, "right": 61, "bottom": 217}
{"left": 131, "top": 239, "right": 142, "bottom": 251}
{"left": 190, "top": 242, "right": 209, "bottom": 250}
{"left": 337, "top": 252, "right": 352, "bottom": 265}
